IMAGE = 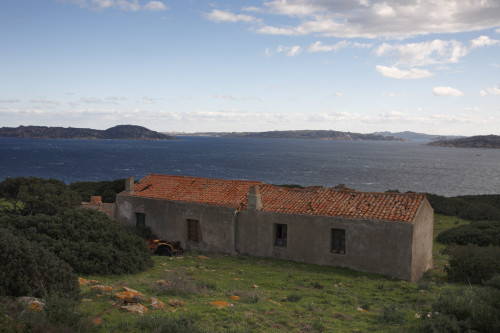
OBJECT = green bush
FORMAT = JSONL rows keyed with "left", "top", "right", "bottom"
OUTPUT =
{"left": 70, "top": 179, "right": 125, "bottom": 203}
{"left": 417, "top": 286, "right": 500, "bottom": 332}
{"left": 436, "top": 221, "right": 500, "bottom": 246}
{"left": 379, "top": 304, "right": 405, "bottom": 324}
{"left": 0, "top": 209, "right": 153, "bottom": 275}
{"left": 444, "top": 244, "right": 500, "bottom": 284}
{"left": 0, "top": 177, "right": 81, "bottom": 215}
{"left": 426, "top": 193, "right": 500, "bottom": 221}
{"left": 0, "top": 228, "right": 79, "bottom": 299}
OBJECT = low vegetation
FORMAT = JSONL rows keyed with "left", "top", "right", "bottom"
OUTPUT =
{"left": 70, "top": 179, "right": 126, "bottom": 203}
{"left": 436, "top": 220, "right": 500, "bottom": 246}
{"left": 1, "top": 209, "right": 153, "bottom": 275}
{"left": 0, "top": 227, "right": 79, "bottom": 299}
{"left": 1, "top": 176, "right": 499, "bottom": 332}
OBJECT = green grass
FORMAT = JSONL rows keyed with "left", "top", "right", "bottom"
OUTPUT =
{"left": 73, "top": 213, "right": 465, "bottom": 332}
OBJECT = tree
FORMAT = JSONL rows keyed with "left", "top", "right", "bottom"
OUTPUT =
{"left": 0, "top": 177, "right": 81, "bottom": 215}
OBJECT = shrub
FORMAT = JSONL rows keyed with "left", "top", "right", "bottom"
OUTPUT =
{"left": 444, "top": 244, "right": 500, "bottom": 284}
{"left": 436, "top": 221, "right": 500, "bottom": 246}
{"left": 0, "top": 228, "right": 79, "bottom": 299}
{"left": 285, "top": 293, "right": 302, "bottom": 302}
{"left": 0, "top": 177, "right": 81, "bottom": 215}
{"left": 136, "top": 313, "right": 204, "bottom": 333}
{"left": 70, "top": 179, "right": 125, "bottom": 203}
{"left": 417, "top": 286, "right": 500, "bottom": 332}
{"left": 0, "top": 208, "right": 153, "bottom": 275}
{"left": 379, "top": 304, "right": 405, "bottom": 324}
{"left": 426, "top": 193, "right": 500, "bottom": 221}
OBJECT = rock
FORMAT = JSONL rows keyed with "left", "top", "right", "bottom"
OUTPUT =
{"left": 114, "top": 287, "right": 144, "bottom": 302}
{"left": 91, "top": 285, "right": 114, "bottom": 294}
{"left": 147, "top": 298, "right": 165, "bottom": 310}
{"left": 210, "top": 300, "right": 234, "bottom": 308}
{"left": 120, "top": 303, "right": 149, "bottom": 314}
{"left": 198, "top": 255, "right": 209, "bottom": 260}
{"left": 230, "top": 295, "right": 240, "bottom": 301}
{"left": 78, "top": 277, "right": 100, "bottom": 286}
{"left": 356, "top": 307, "right": 368, "bottom": 313}
{"left": 168, "top": 299, "right": 187, "bottom": 307}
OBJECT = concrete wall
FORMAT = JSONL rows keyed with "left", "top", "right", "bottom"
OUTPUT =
{"left": 115, "top": 194, "right": 236, "bottom": 253}
{"left": 410, "top": 198, "right": 434, "bottom": 281}
{"left": 236, "top": 209, "right": 415, "bottom": 281}
{"left": 116, "top": 193, "right": 434, "bottom": 281}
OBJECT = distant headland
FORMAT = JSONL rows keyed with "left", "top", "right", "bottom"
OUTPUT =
{"left": 176, "top": 130, "right": 407, "bottom": 141}
{"left": 0, "top": 125, "right": 176, "bottom": 141}
{"left": 427, "top": 135, "right": 500, "bottom": 149}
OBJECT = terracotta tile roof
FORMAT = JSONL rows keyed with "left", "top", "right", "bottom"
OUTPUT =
{"left": 130, "top": 174, "right": 426, "bottom": 223}
{"left": 256, "top": 185, "right": 425, "bottom": 223}
{"left": 132, "top": 174, "right": 263, "bottom": 209}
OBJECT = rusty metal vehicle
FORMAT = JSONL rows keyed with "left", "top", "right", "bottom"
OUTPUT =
{"left": 147, "top": 239, "right": 183, "bottom": 256}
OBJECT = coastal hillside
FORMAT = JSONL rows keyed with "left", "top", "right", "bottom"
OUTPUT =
{"left": 183, "top": 130, "right": 405, "bottom": 141}
{"left": 0, "top": 125, "right": 176, "bottom": 141}
{"left": 427, "top": 135, "right": 500, "bottom": 149}
{"left": 374, "top": 131, "right": 464, "bottom": 141}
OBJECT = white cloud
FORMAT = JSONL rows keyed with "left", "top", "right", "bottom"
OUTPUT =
{"left": 376, "top": 66, "right": 433, "bottom": 79}
{"left": 480, "top": 85, "right": 500, "bottom": 96}
{"left": 470, "top": 35, "right": 500, "bottom": 48}
{"left": 432, "top": 86, "right": 463, "bottom": 97}
{"left": 268, "top": 45, "right": 302, "bottom": 57}
{"left": 205, "top": 9, "right": 260, "bottom": 23}
{"left": 60, "top": 0, "right": 167, "bottom": 11}
{"left": 30, "top": 99, "right": 60, "bottom": 105}
{"left": 308, "top": 40, "right": 372, "bottom": 53}
{"left": 249, "top": 0, "right": 500, "bottom": 39}
{"left": 0, "top": 99, "right": 21, "bottom": 103}
{"left": 143, "top": 1, "right": 167, "bottom": 11}
{"left": 374, "top": 39, "right": 468, "bottom": 67}
{"left": 334, "top": 92, "right": 344, "bottom": 97}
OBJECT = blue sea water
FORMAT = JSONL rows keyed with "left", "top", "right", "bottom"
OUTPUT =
{"left": 1, "top": 136, "right": 499, "bottom": 196}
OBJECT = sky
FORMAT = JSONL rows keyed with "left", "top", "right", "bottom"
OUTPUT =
{"left": 1, "top": 0, "right": 500, "bottom": 135}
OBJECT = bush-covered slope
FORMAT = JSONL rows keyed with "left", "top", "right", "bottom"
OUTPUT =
{"left": 0, "top": 209, "right": 153, "bottom": 275}
{"left": 0, "top": 227, "right": 79, "bottom": 299}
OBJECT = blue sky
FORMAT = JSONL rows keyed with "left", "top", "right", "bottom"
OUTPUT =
{"left": 1, "top": 0, "right": 499, "bottom": 135}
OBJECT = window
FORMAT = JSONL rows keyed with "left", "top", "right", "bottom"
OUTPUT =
{"left": 135, "top": 213, "right": 145, "bottom": 229}
{"left": 274, "top": 223, "right": 287, "bottom": 247}
{"left": 331, "top": 229, "right": 345, "bottom": 254}
{"left": 187, "top": 219, "right": 200, "bottom": 242}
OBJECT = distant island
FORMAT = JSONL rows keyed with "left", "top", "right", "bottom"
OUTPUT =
{"left": 427, "top": 135, "right": 500, "bottom": 149}
{"left": 0, "top": 125, "right": 176, "bottom": 141}
{"left": 179, "top": 130, "right": 406, "bottom": 141}
{"left": 374, "top": 131, "right": 464, "bottom": 141}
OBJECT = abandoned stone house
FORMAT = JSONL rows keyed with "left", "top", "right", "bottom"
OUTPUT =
{"left": 115, "top": 174, "right": 434, "bottom": 282}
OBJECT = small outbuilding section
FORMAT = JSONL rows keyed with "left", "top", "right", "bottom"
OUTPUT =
{"left": 115, "top": 174, "right": 433, "bottom": 282}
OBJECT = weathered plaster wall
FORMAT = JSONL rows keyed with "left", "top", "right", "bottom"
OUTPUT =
{"left": 115, "top": 194, "right": 235, "bottom": 253}
{"left": 410, "top": 198, "right": 434, "bottom": 281}
{"left": 236, "top": 210, "right": 415, "bottom": 281}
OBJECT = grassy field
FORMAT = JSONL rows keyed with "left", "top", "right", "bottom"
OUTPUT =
{"left": 78, "top": 214, "right": 468, "bottom": 332}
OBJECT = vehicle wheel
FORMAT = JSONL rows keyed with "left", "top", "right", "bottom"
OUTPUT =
{"left": 156, "top": 245, "right": 173, "bottom": 256}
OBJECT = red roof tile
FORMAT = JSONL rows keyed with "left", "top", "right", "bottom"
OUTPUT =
{"left": 132, "top": 174, "right": 262, "bottom": 209}
{"left": 129, "top": 174, "right": 426, "bottom": 223}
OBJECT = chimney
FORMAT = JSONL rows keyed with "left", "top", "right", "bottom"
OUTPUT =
{"left": 125, "top": 177, "right": 134, "bottom": 195}
{"left": 247, "top": 185, "right": 262, "bottom": 211}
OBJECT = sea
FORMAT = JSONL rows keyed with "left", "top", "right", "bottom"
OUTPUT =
{"left": 1, "top": 136, "right": 499, "bottom": 197}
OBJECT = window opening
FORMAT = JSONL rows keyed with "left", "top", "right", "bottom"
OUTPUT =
{"left": 135, "top": 213, "right": 145, "bottom": 229}
{"left": 274, "top": 223, "right": 287, "bottom": 247}
{"left": 331, "top": 228, "right": 345, "bottom": 254}
{"left": 187, "top": 219, "right": 200, "bottom": 242}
